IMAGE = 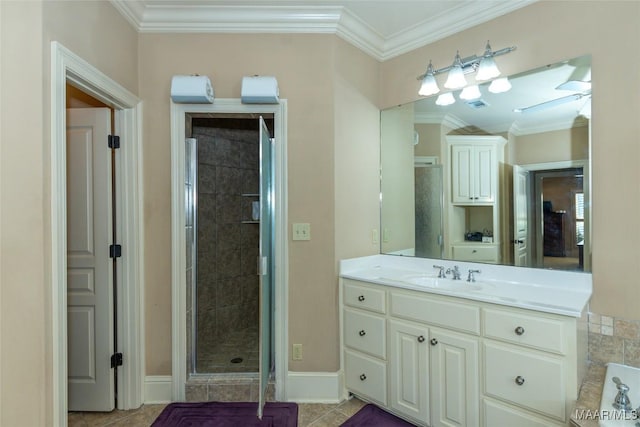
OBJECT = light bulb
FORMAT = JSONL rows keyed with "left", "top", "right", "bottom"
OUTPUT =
{"left": 460, "top": 85, "right": 481, "bottom": 100}
{"left": 418, "top": 61, "right": 440, "bottom": 96}
{"left": 444, "top": 52, "right": 467, "bottom": 89}
{"left": 488, "top": 77, "right": 511, "bottom": 94}
{"left": 476, "top": 41, "right": 500, "bottom": 81}
{"left": 435, "top": 92, "right": 455, "bottom": 106}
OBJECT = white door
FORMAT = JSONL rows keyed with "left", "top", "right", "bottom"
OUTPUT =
{"left": 430, "top": 328, "right": 479, "bottom": 427}
{"left": 513, "top": 165, "right": 529, "bottom": 267}
{"left": 388, "top": 320, "right": 430, "bottom": 424}
{"left": 67, "top": 108, "right": 115, "bottom": 411}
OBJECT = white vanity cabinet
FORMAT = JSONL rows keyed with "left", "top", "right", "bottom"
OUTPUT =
{"left": 450, "top": 142, "right": 498, "bottom": 204}
{"left": 340, "top": 278, "right": 585, "bottom": 427}
{"left": 446, "top": 135, "right": 506, "bottom": 264}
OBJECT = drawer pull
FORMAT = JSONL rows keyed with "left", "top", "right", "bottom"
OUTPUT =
{"left": 358, "top": 295, "right": 365, "bottom": 302}
{"left": 515, "top": 376, "right": 525, "bottom": 386}
{"left": 417, "top": 335, "right": 425, "bottom": 343}
{"left": 359, "top": 374, "right": 367, "bottom": 381}
{"left": 358, "top": 330, "right": 366, "bottom": 337}
{"left": 515, "top": 326, "right": 525, "bottom": 335}
{"left": 430, "top": 338, "right": 438, "bottom": 346}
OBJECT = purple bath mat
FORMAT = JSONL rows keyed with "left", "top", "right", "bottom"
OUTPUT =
{"left": 340, "top": 404, "right": 416, "bottom": 427}
{"left": 151, "top": 402, "right": 298, "bottom": 427}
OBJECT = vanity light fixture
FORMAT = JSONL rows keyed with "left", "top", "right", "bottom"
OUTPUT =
{"left": 418, "top": 61, "right": 440, "bottom": 96}
{"left": 416, "top": 41, "right": 516, "bottom": 96}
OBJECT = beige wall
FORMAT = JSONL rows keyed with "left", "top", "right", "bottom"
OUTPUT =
{"left": 381, "top": 1, "right": 640, "bottom": 319}
{"left": 414, "top": 123, "right": 442, "bottom": 158}
{"left": 138, "top": 33, "right": 360, "bottom": 373}
{"left": 510, "top": 126, "right": 589, "bottom": 165}
{"left": 1, "top": 1, "right": 138, "bottom": 425}
{"left": 0, "top": 2, "right": 47, "bottom": 425}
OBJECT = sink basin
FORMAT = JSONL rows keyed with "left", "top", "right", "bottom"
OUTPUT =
{"left": 400, "top": 274, "right": 483, "bottom": 292}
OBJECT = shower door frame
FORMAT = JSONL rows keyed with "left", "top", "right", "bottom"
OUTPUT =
{"left": 170, "top": 99, "right": 288, "bottom": 401}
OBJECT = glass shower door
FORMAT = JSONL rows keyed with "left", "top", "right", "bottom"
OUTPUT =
{"left": 257, "top": 116, "right": 274, "bottom": 418}
{"left": 414, "top": 164, "right": 444, "bottom": 258}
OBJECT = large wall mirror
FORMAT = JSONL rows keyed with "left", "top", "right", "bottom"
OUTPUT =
{"left": 380, "top": 54, "right": 591, "bottom": 272}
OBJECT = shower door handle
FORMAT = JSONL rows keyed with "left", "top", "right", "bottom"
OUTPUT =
{"left": 257, "top": 256, "right": 268, "bottom": 276}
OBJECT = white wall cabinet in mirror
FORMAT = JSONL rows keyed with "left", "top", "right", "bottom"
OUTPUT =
{"left": 380, "top": 54, "right": 591, "bottom": 272}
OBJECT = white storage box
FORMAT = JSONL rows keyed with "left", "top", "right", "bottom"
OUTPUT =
{"left": 241, "top": 76, "right": 279, "bottom": 104}
{"left": 171, "top": 75, "right": 214, "bottom": 104}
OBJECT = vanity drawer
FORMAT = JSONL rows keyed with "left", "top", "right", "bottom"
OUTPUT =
{"left": 345, "top": 350, "right": 387, "bottom": 405}
{"left": 452, "top": 245, "right": 498, "bottom": 263}
{"left": 483, "top": 398, "right": 565, "bottom": 427}
{"left": 344, "top": 280, "right": 386, "bottom": 314}
{"left": 484, "top": 342, "right": 566, "bottom": 421}
{"left": 390, "top": 291, "right": 480, "bottom": 335}
{"left": 483, "top": 308, "right": 566, "bottom": 354}
{"left": 344, "top": 309, "right": 386, "bottom": 359}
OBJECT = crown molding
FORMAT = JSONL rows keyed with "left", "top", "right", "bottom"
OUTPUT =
{"left": 109, "top": 0, "right": 536, "bottom": 61}
{"left": 509, "top": 116, "right": 588, "bottom": 136}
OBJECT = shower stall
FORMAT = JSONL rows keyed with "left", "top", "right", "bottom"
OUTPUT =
{"left": 184, "top": 115, "right": 275, "bottom": 402}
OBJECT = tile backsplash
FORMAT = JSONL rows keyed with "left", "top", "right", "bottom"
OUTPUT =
{"left": 588, "top": 312, "right": 640, "bottom": 367}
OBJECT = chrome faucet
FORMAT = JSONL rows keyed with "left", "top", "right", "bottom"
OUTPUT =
{"left": 433, "top": 265, "right": 446, "bottom": 278}
{"left": 467, "top": 269, "right": 481, "bottom": 282}
{"left": 612, "top": 377, "right": 633, "bottom": 413}
{"left": 446, "top": 266, "right": 461, "bottom": 280}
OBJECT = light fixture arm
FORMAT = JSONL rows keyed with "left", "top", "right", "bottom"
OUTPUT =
{"left": 416, "top": 45, "right": 516, "bottom": 80}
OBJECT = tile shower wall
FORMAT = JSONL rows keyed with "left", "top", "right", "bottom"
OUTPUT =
{"left": 193, "top": 125, "right": 260, "bottom": 373}
{"left": 588, "top": 312, "right": 640, "bottom": 367}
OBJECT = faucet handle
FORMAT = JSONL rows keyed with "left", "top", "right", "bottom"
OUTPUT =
{"left": 433, "top": 265, "right": 446, "bottom": 278}
{"left": 467, "top": 269, "right": 481, "bottom": 282}
{"left": 613, "top": 377, "right": 633, "bottom": 411}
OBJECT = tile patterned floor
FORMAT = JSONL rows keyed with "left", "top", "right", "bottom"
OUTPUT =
{"left": 196, "top": 328, "right": 259, "bottom": 373}
{"left": 68, "top": 397, "right": 368, "bottom": 427}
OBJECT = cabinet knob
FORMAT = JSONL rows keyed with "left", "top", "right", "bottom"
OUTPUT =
{"left": 358, "top": 295, "right": 365, "bottom": 302}
{"left": 358, "top": 330, "right": 366, "bottom": 337}
{"left": 430, "top": 338, "right": 438, "bottom": 346}
{"left": 417, "top": 335, "right": 425, "bottom": 343}
{"left": 514, "top": 326, "right": 525, "bottom": 335}
{"left": 359, "top": 374, "right": 367, "bottom": 381}
{"left": 515, "top": 376, "right": 525, "bottom": 386}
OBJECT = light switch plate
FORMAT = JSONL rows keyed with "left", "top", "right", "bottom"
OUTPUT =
{"left": 292, "top": 223, "right": 311, "bottom": 241}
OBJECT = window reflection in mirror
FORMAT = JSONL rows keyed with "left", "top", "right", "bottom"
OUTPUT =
{"left": 380, "top": 55, "right": 591, "bottom": 272}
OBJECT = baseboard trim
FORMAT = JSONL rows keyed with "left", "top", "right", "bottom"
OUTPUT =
{"left": 144, "top": 375, "right": 173, "bottom": 404}
{"left": 286, "top": 371, "right": 345, "bottom": 403}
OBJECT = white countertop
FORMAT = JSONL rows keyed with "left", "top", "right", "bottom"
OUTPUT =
{"left": 340, "top": 255, "right": 592, "bottom": 317}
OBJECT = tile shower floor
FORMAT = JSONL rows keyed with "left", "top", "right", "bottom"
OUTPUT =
{"left": 196, "top": 327, "right": 259, "bottom": 373}
{"left": 68, "top": 397, "right": 368, "bottom": 427}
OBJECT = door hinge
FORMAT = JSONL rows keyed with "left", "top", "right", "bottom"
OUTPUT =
{"left": 108, "top": 135, "right": 120, "bottom": 149}
{"left": 111, "top": 352, "right": 123, "bottom": 369}
{"left": 109, "top": 244, "right": 122, "bottom": 258}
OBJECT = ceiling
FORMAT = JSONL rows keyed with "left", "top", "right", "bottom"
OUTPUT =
{"left": 110, "top": 0, "right": 537, "bottom": 61}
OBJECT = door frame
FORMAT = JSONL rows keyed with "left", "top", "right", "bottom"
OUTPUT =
{"left": 515, "top": 160, "right": 589, "bottom": 271}
{"left": 51, "top": 42, "right": 144, "bottom": 425}
{"left": 170, "top": 100, "right": 288, "bottom": 401}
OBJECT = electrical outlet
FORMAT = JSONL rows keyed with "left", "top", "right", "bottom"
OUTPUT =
{"left": 292, "top": 344, "right": 303, "bottom": 360}
{"left": 292, "top": 223, "right": 311, "bottom": 241}
{"left": 372, "top": 228, "right": 379, "bottom": 244}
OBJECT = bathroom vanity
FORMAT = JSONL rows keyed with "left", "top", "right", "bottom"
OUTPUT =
{"left": 339, "top": 255, "right": 592, "bottom": 427}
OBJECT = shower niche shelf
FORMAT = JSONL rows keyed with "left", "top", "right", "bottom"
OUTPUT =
{"left": 242, "top": 193, "right": 260, "bottom": 224}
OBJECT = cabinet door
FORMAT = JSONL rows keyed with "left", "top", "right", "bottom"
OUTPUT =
{"left": 430, "top": 328, "right": 479, "bottom": 427}
{"left": 451, "top": 145, "right": 473, "bottom": 204}
{"left": 473, "top": 145, "right": 496, "bottom": 203}
{"left": 389, "top": 320, "right": 430, "bottom": 424}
